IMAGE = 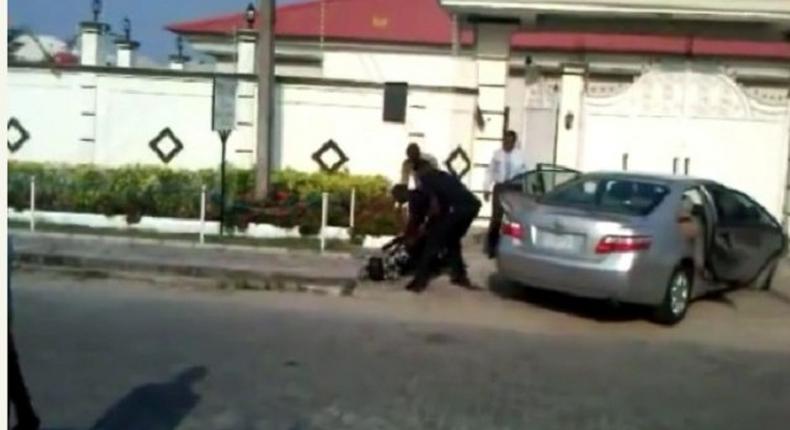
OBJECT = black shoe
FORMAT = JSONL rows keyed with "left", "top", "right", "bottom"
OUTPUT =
{"left": 405, "top": 279, "right": 428, "bottom": 293}
{"left": 450, "top": 275, "right": 478, "bottom": 290}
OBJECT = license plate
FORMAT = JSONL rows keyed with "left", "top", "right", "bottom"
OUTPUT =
{"left": 536, "top": 230, "right": 583, "bottom": 252}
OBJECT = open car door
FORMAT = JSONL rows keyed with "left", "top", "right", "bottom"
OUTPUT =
{"left": 502, "top": 164, "right": 581, "bottom": 197}
{"left": 703, "top": 184, "right": 787, "bottom": 284}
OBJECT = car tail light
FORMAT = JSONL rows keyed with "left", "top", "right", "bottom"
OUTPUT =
{"left": 595, "top": 235, "right": 652, "bottom": 254}
{"left": 501, "top": 221, "right": 524, "bottom": 239}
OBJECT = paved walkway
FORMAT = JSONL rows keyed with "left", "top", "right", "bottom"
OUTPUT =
{"left": 11, "top": 232, "right": 362, "bottom": 293}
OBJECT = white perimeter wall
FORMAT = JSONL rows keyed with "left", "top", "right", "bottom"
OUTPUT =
{"left": 8, "top": 68, "right": 257, "bottom": 169}
{"left": 275, "top": 84, "right": 477, "bottom": 182}
{"left": 8, "top": 64, "right": 478, "bottom": 186}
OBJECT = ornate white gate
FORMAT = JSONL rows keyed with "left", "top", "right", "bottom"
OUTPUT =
{"left": 582, "top": 63, "right": 790, "bottom": 220}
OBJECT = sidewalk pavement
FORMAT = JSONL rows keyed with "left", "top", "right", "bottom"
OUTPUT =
{"left": 11, "top": 232, "right": 362, "bottom": 296}
{"left": 10, "top": 228, "right": 495, "bottom": 297}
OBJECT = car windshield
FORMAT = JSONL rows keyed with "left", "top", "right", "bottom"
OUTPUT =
{"left": 540, "top": 176, "right": 671, "bottom": 216}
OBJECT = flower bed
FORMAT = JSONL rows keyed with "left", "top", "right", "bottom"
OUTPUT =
{"left": 8, "top": 162, "right": 404, "bottom": 238}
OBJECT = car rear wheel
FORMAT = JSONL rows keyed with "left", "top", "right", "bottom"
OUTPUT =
{"left": 653, "top": 267, "right": 692, "bottom": 326}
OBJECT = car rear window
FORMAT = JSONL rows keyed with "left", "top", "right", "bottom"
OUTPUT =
{"left": 540, "top": 177, "right": 670, "bottom": 216}
{"left": 505, "top": 168, "right": 579, "bottom": 196}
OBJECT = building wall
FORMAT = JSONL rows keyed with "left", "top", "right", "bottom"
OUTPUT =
{"left": 7, "top": 68, "right": 257, "bottom": 169}
{"left": 7, "top": 66, "right": 477, "bottom": 187}
{"left": 274, "top": 83, "right": 477, "bottom": 183}
{"left": 8, "top": 69, "right": 86, "bottom": 164}
{"left": 321, "top": 50, "right": 477, "bottom": 87}
{"left": 9, "top": 48, "right": 788, "bottom": 223}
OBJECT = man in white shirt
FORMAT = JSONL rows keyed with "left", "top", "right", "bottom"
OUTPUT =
{"left": 483, "top": 130, "right": 528, "bottom": 258}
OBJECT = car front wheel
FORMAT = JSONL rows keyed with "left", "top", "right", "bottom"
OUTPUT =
{"left": 653, "top": 267, "right": 692, "bottom": 325}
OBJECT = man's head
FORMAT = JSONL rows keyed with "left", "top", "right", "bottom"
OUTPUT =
{"left": 391, "top": 184, "right": 410, "bottom": 204}
{"left": 503, "top": 130, "right": 517, "bottom": 152}
{"left": 406, "top": 143, "right": 422, "bottom": 163}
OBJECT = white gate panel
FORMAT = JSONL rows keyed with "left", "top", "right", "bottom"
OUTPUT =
{"left": 684, "top": 119, "right": 788, "bottom": 220}
{"left": 579, "top": 115, "right": 631, "bottom": 172}
{"left": 581, "top": 65, "right": 790, "bottom": 219}
{"left": 523, "top": 107, "right": 558, "bottom": 169}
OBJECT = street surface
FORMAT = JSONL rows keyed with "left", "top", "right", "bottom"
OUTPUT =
{"left": 10, "top": 262, "right": 790, "bottom": 430}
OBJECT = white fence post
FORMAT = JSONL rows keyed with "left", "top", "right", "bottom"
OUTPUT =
{"left": 320, "top": 192, "right": 329, "bottom": 252}
{"left": 199, "top": 184, "right": 207, "bottom": 244}
{"left": 30, "top": 176, "right": 36, "bottom": 232}
{"left": 349, "top": 188, "right": 356, "bottom": 229}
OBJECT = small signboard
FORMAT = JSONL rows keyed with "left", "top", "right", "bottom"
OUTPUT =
{"left": 212, "top": 77, "right": 238, "bottom": 236}
{"left": 212, "top": 78, "right": 237, "bottom": 132}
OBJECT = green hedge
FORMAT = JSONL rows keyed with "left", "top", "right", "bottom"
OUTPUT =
{"left": 7, "top": 162, "right": 402, "bottom": 237}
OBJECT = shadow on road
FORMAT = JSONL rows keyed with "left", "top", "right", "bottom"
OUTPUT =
{"left": 699, "top": 290, "right": 738, "bottom": 309}
{"left": 487, "top": 273, "right": 646, "bottom": 322}
{"left": 42, "top": 365, "right": 208, "bottom": 430}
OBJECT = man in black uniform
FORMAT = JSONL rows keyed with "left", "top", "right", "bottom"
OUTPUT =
{"left": 390, "top": 184, "right": 443, "bottom": 273}
{"left": 406, "top": 160, "right": 481, "bottom": 292}
{"left": 391, "top": 184, "right": 435, "bottom": 243}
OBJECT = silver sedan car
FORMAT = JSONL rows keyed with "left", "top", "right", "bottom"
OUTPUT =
{"left": 496, "top": 168, "right": 787, "bottom": 324}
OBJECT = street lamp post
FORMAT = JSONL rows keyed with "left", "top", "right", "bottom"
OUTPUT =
{"left": 92, "top": 0, "right": 102, "bottom": 22}
{"left": 255, "top": 0, "right": 274, "bottom": 199}
{"left": 245, "top": 4, "right": 257, "bottom": 29}
{"left": 123, "top": 17, "right": 131, "bottom": 41}
{"left": 176, "top": 36, "right": 184, "bottom": 58}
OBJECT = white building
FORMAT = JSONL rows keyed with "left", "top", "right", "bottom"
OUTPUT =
{"left": 7, "top": 0, "right": 790, "bottom": 226}
{"left": 168, "top": 0, "right": 790, "bottom": 224}
{"left": 10, "top": 33, "right": 72, "bottom": 63}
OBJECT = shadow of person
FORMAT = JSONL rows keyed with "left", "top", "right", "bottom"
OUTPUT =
{"left": 87, "top": 366, "right": 208, "bottom": 430}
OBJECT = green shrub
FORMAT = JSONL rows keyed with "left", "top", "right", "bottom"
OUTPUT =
{"left": 7, "top": 161, "right": 401, "bottom": 237}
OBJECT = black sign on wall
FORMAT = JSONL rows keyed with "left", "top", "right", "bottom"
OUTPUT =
{"left": 383, "top": 82, "right": 408, "bottom": 123}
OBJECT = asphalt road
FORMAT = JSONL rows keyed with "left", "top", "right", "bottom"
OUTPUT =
{"left": 10, "top": 267, "right": 790, "bottom": 430}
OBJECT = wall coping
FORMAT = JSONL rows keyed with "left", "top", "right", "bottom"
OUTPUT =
{"left": 8, "top": 62, "right": 480, "bottom": 95}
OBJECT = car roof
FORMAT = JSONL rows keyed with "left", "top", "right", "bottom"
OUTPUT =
{"left": 582, "top": 171, "right": 716, "bottom": 187}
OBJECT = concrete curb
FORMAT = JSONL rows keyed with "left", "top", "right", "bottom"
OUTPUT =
{"left": 15, "top": 251, "right": 358, "bottom": 297}
{"left": 11, "top": 230, "right": 355, "bottom": 260}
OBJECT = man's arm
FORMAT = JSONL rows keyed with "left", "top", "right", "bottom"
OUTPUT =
{"left": 400, "top": 159, "right": 411, "bottom": 185}
{"left": 403, "top": 194, "right": 430, "bottom": 244}
{"left": 483, "top": 151, "right": 499, "bottom": 201}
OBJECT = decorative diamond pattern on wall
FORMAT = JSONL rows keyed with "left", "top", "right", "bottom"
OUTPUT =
{"left": 7, "top": 118, "right": 30, "bottom": 153}
{"left": 312, "top": 139, "right": 349, "bottom": 173}
{"left": 149, "top": 128, "right": 184, "bottom": 164}
{"left": 444, "top": 146, "right": 471, "bottom": 179}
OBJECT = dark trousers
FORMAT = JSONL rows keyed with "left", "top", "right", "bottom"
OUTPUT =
{"left": 412, "top": 204, "right": 480, "bottom": 286}
{"left": 9, "top": 331, "right": 39, "bottom": 429}
{"left": 486, "top": 184, "right": 505, "bottom": 258}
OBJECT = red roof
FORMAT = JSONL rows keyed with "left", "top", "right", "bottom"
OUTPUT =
{"left": 167, "top": 0, "right": 474, "bottom": 46}
{"left": 167, "top": 0, "right": 790, "bottom": 60}
{"left": 511, "top": 32, "right": 790, "bottom": 59}
{"left": 53, "top": 51, "right": 79, "bottom": 65}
